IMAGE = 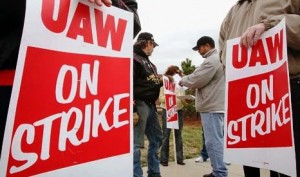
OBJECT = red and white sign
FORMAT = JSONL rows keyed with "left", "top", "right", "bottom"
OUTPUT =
{"left": 224, "top": 18, "right": 296, "bottom": 176}
{"left": 163, "top": 76, "right": 179, "bottom": 129}
{"left": 0, "top": 0, "right": 133, "bottom": 177}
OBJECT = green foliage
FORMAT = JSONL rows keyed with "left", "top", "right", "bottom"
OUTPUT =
{"left": 182, "top": 88, "right": 196, "bottom": 118}
{"left": 180, "top": 58, "right": 197, "bottom": 118}
{"left": 182, "top": 101, "right": 196, "bottom": 118}
{"left": 181, "top": 58, "right": 196, "bottom": 75}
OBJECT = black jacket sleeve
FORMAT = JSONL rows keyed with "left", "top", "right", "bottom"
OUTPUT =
{"left": 0, "top": 0, "right": 26, "bottom": 70}
{"left": 112, "top": 0, "right": 141, "bottom": 38}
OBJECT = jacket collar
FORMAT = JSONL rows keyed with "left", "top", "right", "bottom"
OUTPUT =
{"left": 202, "top": 48, "right": 217, "bottom": 58}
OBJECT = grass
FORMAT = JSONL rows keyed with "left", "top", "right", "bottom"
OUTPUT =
{"left": 141, "top": 111, "right": 203, "bottom": 166}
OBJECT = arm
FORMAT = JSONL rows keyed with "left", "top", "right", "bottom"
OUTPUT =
{"left": 262, "top": 13, "right": 300, "bottom": 51}
{"left": 88, "top": 0, "right": 141, "bottom": 37}
{"left": 112, "top": 0, "right": 141, "bottom": 37}
{"left": 240, "top": 3, "right": 300, "bottom": 50}
{"left": 179, "top": 60, "right": 216, "bottom": 89}
{"left": 219, "top": 5, "right": 235, "bottom": 65}
{"left": 219, "top": 18, "right": 227, "bottom": 65}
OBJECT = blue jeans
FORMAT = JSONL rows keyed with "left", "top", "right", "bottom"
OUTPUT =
{"left": 201, "top": 112, "right": 227, "bottom": 177}
{"left": 134, "top": 100, "right": 163, "bottom": 177}
{"left": 200, "top": 126, "right": 209, "bottom": 160}
{"left": 160, "top": 109, "right": 184, "bottom": 162}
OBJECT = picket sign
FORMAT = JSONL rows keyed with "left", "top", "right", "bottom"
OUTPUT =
{"left": 162, "top": 76, "right": 179, "bottom": 129}
{"left": 224, "top": 18, "right": 296, "bottom": 177}
{"left": 162, "top": 75, "right": 179, "bottom": 175}
{"left": 0, "top": 0, "right": 133, "bottom": 176}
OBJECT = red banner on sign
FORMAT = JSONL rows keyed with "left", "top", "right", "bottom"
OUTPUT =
{"left": 6, "top": 47, "right": 130, "bottom": 177}
{"left": 227, "top": 63, "right": 292, "bottom": 148}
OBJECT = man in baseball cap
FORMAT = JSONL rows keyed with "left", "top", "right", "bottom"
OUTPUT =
{"left": 180, "top": 36, "right": 227, "bottom": 177}
{"left": 192, "top": 36, "right": 215, "bottom": 51}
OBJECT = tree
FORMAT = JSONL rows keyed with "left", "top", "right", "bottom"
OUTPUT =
{"left": 180, "top": 58, "right": 198, "bottom": 118}
{"left": 181, "top": 58, "right": 196, "bottom": 75}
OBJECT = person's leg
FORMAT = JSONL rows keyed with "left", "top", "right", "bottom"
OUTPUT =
{"left": 160, "top": 109, "right": 170, "bottom": 165}
{"left": 243, "top": 166, "right": 260, "bottom": 177}
{"left": 175, "top": 110, "right": 184, "bottom": 163}
{"left": 0, "top": 86, "right": 12, "bottom": 157}
{"left": 145, "top": 104, "right": 163, "bottom": 177}
{"left": 196, "top": 126, "right": 209, "bottom": 163}
{"left": 270, "top": 170, "right": 279, "bottom": 177}
{"left": 201, "top": 127, "right": 209, "bottom": 160}
{"left": 133, "top": 145, "right": 143, "bottom": 177}
{"left": 277, "top": 172, "right": 289, "bottom": 177}
{"left": 270, "top": 171, "right": 290, "bottom": 177}
{"left": 290, "top": 78, "right": 300, "bottom": 177}
{"left": 133, "top": 100, "right": 150, "bottom": 177}
{"left": 201, "top": 112, "right": 227, "bottom": 177}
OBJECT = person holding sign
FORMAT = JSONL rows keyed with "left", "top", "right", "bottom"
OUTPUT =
{"left": 159, "top": 65, "right": 186, "bottom": 166}
{"left": 179, "top": 36, "right": 227, "bottom": 177}
{"left": 0, "top": 0, "right": 141, "bottom": 160}
{"left": 133, "top": 32, "right": 164, "bottom": 177}
{"left": 219, "top": 0, "right": 300, "bottom": 176}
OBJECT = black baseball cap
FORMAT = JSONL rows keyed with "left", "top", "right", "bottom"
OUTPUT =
{"left": 137, "top": 32, "right": 159, "bottom": 47}
{"left": 192, "top": 36, "right": 215, "bottom": 51}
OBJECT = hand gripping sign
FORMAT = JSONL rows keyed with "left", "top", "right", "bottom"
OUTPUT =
{"left": 0, "top": 0, "right": 133, "bottom": 176}
{"left": 224, "top": 18, "right": 296, "bottom": 176}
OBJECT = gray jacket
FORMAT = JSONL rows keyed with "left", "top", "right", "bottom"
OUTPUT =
{"left": 219, "top": 0, "right": 300, "bottom": 78}
{"left": 180, "top": 49, "right": 225, "bottom": 112}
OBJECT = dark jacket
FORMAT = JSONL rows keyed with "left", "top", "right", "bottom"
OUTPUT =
{"left": 0, "top": 0, "right": 26, "bottom": 70}
{"left": 133, "top": 46, "right": 162, "bottom": 105}
{"left": 112, "top": 0, "right": 141, "bottom": 38}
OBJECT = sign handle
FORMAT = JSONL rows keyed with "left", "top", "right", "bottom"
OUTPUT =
{"left": 172, "top": 128, "right": 177, "bottom": 163}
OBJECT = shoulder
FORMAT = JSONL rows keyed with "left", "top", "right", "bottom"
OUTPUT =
{"left": 203, "top": 55, "right": 221, "bottom": 69}
{"left": 133, "top": 53, "right": 144, "bottom": 64}
{"left": 208, "top": 50, "right": 220, "bottom": 61}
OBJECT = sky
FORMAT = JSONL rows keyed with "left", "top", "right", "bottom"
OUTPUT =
{"left": 137, "top": 0, "right": 237, "bottom": 74}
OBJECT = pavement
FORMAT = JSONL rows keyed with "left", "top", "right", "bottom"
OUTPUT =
{"left": 143, "top": 157, "right": 270, "bottom": 177}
